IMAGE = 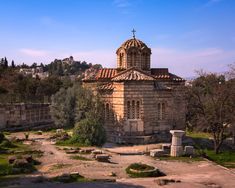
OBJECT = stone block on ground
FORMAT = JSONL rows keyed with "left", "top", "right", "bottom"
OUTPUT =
{"left": 150, "top": 149, "right": 165, "bottom": 157}
{"left": 56, "top": 129, "right": 65, "bottom": 134}
{"left": 37, "top": 131, "right": 43, "bottom": 135}
{"left": 8, "top": 156, "right": 17, "bottom": 164}
{"left": 23, "top": 154, "right": 33, "bottom": 163}
{"left": 79, "top": 148, "right": 94, "bottom": 153}
{"left": 65, "top": 149, "right": 79, "bottom": 154}
{"left": 95, "top": 154, "right": 110, "bottom": 162}
{"left": 92, "top": 149, "right": 103, "bottom": 155}
{"left": 13, "top": 159, "right": 29, "bottom": 168}
{"left": 162, "top": 144, "right": 171, "bottom": 152}
{"left": 184, "top": 146, "right": 194, "bottom": 156}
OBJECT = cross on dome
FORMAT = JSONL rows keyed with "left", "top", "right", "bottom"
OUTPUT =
{"left": 131, "top": 29, "right": 136, "bottom": 39}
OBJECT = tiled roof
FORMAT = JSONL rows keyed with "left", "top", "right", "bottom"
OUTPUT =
{"left": 83, "top": 68, "right": 117, "bottom": 81}
{"left": 97, "top": 83, "right": 114, "bottom": 91}
{"left": 120, "top": 38, "right": 148, "bottom": 49}
{"left": 169, "top": 73, "right": 185, "bottom": 81}
{"left": 112, "top": 67, "right": 155, "bottom": 81}
{"left": 83, "top": 67, "right": 184, "bottom": 82}
{"left": 96, "top": 68, "right": 117, "bottom": 79}
{"left": 151, "top": 68, "right": 184, "bottom": 81}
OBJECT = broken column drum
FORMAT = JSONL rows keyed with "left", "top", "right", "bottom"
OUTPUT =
{"left": 170, "top": 130, "right": 185, "bottom": 157}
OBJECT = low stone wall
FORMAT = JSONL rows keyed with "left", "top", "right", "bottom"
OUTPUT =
{"left": 0, "top": 103, "right": 53, "bottom": 131}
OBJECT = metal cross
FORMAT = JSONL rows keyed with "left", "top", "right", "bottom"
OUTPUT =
{"left": 132, "top": 29, "right": 136, "bottom": 39}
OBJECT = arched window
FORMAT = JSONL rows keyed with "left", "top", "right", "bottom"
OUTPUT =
{"left": 127, "top": 101, "right": 131, "bottom": 119}
{"left": 157, "top": 102, "right": 166, "bottom": 120}
{"left": 132, "top": 100, "right": 135, "bottom": 119}
{"left": 119, "top": 53, "right": 124, "bottom": 67}
{"left": 162, "top": 103, "right": 165, "bottom": 120}
{"left": 130, "top": 52, "right": 133, "bottom": 67}
{"left": 127, "top": 100, "right": 140, "bottom": 119}
{"left": 157, "top": 103, "right": 161, "bottom": 120}
{"left": 133, "top": 52, "right": 136, "bottom": 67}
{"left": 136, "top": 101, "right": 140, "bottom": 119}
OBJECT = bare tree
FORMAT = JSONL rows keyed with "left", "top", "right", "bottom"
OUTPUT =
{"left": 187, "top": 70, "right": 235, "bottom": 153}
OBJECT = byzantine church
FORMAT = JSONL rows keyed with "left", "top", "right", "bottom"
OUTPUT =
{"left": 83, "top": 31, "right": 186, "bottom": 144}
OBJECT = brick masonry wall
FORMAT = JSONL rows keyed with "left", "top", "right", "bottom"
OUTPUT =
{"left": 94, "top": 80, "right": 186, "bottom": 144}
{"left": 0, "top": 103, "right": 53, "bottom": 131}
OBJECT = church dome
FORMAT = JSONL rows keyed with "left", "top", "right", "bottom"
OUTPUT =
{"left": 116, "top": 30, "right": 151, "bottom": 70}
{"left": 120, "top": 38, "right": 149, "bottom": 50}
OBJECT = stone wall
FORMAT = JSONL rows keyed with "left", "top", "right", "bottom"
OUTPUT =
{"left": 83, "top": 79, "right": 186, "bottom": 144}
{"left": 0, "top": 103, "right": 53, "bottom": 131}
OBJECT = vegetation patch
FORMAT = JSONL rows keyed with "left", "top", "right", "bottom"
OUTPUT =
{"left": 186, "top": 131, "right": 212, "bottom": 139}
{"left": 51, "top": 172, "right": 87, "bottom": 183}
{"left": 158, "top": 156, "right": 203, "bottom": 163}
{"left": 0, "top": 139, "right": 16, "bottom": 148}
{"left": 50, "top": 163, "right": 72, "bottom": 171}
{"left": 0, "top": 137, "right": 41, "bottom": 176}
{"left": 126, "top": 163, "right": 165, "bottom": 178}
{"left": 204, "top": 150, "right": 235, "bottom": 168}
{"left": 70, "top": 155, "right": 92, "bottom": 161}
{"left": 0, "top": 155, "right": 13, "bottom": 176}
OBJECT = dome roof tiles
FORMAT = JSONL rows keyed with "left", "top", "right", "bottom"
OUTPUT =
{"left": 120, "top": 38, "right": 149, "bottom": 50}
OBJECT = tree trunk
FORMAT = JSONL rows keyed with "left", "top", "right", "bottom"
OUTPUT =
{"left": 215, "top": 145, "right": 220, "bottom": 154}
{"left": 213, "top": 137, "right": 223, "bottom": 154}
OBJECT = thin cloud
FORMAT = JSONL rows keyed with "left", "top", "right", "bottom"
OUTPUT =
{"left": 203, "top": 0, "right": 224, "bottom": 7}
{"left": 19, "top": 48, "right": 48, "bottom": 57}
{"left": 113, "top": 0, "right": 131, "bottom": 8}
{"left": 151, "top": 47, "right": 235, "bottom": 77}
{"left": 17, "top": 47, "right": 235, "bottom": 77}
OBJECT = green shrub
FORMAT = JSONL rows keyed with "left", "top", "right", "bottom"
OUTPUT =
{"left": 73, "top": 118, "right": 106, "bottom": 146}
{"left": 0, "top": 140, "right": 16, "bottom": 148}
{"left": 126, "top": 163, "right": 165, "bottom": 178}
{"left": 70, "top": 155, "right": 92, "bottom": 161}
{"left": 0, "top": 132, "right": 5, "bottom": 143}
{"left": 52, "top": 173, "right": 84, "bottom": 183}
{"left": 204, "top": 150, "right": 235, "bottom": 168}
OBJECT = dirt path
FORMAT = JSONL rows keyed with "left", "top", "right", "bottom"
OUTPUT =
{"left": 4, "top": 132, "right": 235, "bottom": 188}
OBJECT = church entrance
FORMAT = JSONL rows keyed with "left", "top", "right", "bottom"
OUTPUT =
{"left": 129, "top": 121, "right": 138, "bottom": 135}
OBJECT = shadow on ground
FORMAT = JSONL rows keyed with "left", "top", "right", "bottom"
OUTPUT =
{"left": 0, "top": 176, "right": 144, "bottom": 188}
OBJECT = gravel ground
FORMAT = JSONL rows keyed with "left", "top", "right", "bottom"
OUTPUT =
{"left": 1, "top": 132, "right": 235, "bottom": 188}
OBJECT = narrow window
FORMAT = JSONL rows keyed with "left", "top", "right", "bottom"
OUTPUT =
{"left": 162, "top": 103, "right": 165, "bottom": 120}
{"left": 130, "top": 52, "right": 133, "bottom": 67}
{"left": 132, "top": 100, "right": 135, "bottom": 119}
{"left": 127, "top": 101, "right": 131, "bottom": 119}
{"left": 145, "top": 53, "right": 148, "bottom": 69}
{"left": 133, "top": 52, "right": 136, "bottom": 67}
{"left": 157, "top": 103, "right": 161, "bottom": 120}
{"left": 136, "top": 101, "right": 140, "bottom": 119}
{"left": 119, "top": 53, "right": 123, "bottom": 67}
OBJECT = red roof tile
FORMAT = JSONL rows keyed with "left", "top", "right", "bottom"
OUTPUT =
{"left": 83, "top": 67, "right": 184, "bottom": 82}
{"left": 96, "top": 68, "right": 117, "bottom": 80}
{"left": 97, "top": 83, "right": 114, "bottom": 91}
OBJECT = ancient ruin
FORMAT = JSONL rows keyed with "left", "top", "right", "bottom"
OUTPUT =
{"left": 170, "top": 130, "right": 185, "bottom": 157}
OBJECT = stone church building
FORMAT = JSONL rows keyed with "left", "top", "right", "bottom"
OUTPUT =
{"left": 83, "top": 34, "right": 186, "bottom": 144}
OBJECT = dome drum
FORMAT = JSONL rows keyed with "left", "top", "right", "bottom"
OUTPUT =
{"left": 116, "top": 38, "right": 151, "bottom": 70}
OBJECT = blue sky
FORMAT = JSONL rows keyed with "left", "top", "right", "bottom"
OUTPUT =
{"left": 0, "top": 0, "right": 235, "bottom": 77}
